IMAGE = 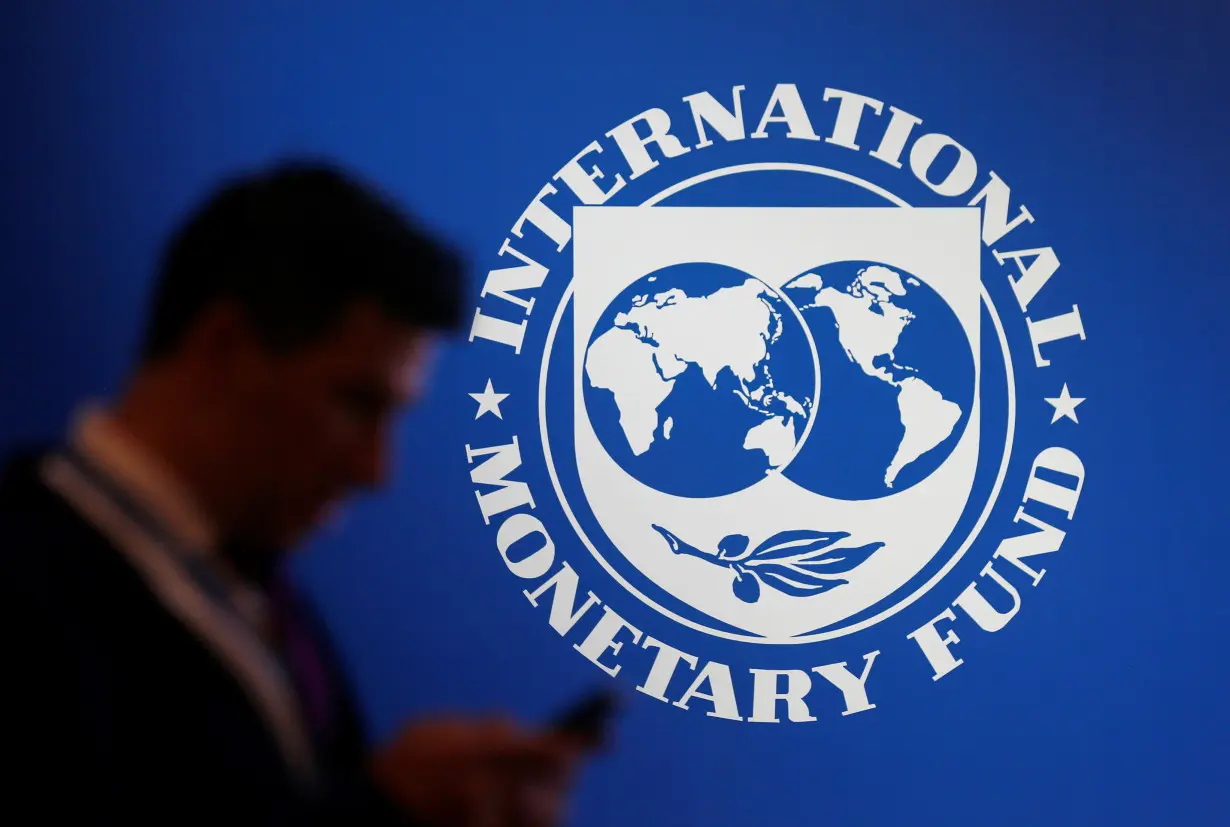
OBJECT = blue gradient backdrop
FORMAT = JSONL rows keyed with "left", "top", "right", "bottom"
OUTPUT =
{"left": 2, "top": 2, "right": 1226, "bottom": 825}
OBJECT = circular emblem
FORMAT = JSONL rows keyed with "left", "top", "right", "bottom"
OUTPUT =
{"left": 462, "top": 84, "right": 1088, "bottom": 722}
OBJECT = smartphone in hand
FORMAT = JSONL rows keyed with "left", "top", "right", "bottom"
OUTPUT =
{"left": 548, "top": 687, "right": 621, "bottom": 749}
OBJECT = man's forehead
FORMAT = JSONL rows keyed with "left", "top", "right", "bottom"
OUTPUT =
{"left": 294, "top": 304, "right": 433, "bottom": 383}
{"left": 395, "top": 332, "right": 438, "bottom": 394}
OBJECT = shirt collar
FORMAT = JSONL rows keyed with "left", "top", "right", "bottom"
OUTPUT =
{"left": 67, "top": 404, "right": 219, "bottom": 555}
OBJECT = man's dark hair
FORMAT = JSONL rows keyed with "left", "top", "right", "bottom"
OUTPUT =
{"left": 139, "top": 159, "right": 466, "bottom": 363}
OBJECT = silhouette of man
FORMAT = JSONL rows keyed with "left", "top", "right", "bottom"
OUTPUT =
{"left": 0, "top": 161, "right": 587, "bottom": 825}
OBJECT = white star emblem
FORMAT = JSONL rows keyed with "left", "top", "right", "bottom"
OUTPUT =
{"left": 469, "top": 379, "right": 509, "bottom": 420}
{"left": 1044, "top": 383, "right": 1085, "bottom": 424}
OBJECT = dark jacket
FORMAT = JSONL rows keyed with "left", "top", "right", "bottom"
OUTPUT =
{"left": 0, "top": 444, "right": 411, "bottom": 825}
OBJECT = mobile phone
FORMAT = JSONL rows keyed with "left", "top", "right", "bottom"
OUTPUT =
{"left": 548, "top": 687, "right": 621, "bottom": 747}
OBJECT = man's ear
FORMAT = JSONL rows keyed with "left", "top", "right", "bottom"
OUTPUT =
{"left": 184, "top": 300, "right": 266, "bottom": 370}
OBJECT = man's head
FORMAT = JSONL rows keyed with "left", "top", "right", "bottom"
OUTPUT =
{"left": 130, "top": 160, "right": 465, "bottom": 551}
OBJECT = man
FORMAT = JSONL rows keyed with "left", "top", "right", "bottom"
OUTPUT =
{"left": 0, "top": 161, "right": 587, "bottom": 824}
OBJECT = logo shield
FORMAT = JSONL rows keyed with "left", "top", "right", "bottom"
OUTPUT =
{"left": 551, "top": 205, "right": 986, "bottom": 641}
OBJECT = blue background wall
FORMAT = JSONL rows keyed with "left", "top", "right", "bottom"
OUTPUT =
{"left": 2, "top": 1, "right": 1226, "bottom": 824}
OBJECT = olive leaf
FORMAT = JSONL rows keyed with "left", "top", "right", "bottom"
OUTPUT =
{"left": 652, "top": 525, "right": 883, "bottom": 603}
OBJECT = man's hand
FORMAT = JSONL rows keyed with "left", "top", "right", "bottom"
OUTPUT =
{"left": 368, "top": 717, "right": 587, "bottom": 827}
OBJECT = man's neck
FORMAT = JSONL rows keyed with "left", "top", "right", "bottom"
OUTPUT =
{"left": 103, "top": 367, "right": 289, "bottom": 593}
{"left": 108, "top": 368, "right": 238, "bottom": 548}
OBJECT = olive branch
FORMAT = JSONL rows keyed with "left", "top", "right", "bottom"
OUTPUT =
{"left": 652, "top": 525, "right": 883, "bottom": 604}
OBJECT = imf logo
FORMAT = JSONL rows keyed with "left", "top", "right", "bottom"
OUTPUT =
{"left": 461, "top": 84, "right": 1088, "bottom": 722}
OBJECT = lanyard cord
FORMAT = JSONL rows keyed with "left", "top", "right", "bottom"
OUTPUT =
{"left": 58, "top": 446, "right": 270, "bottom": 643}
{"left": 46, "top": 445, "right": 320, "bottom": 786}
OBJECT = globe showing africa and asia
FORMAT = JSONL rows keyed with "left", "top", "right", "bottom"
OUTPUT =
{"left": 581, "top": 260, "right": 975, "bottom": 502}
{"left": 583, "top": 263, "right": 818, "bottom": 499}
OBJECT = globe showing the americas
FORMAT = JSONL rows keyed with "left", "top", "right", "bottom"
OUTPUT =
{"left": 779, "top": 261, "right": 975, "bottom": 500}
{"left": 583, "top": 262, "right": 818, "bottom": 498}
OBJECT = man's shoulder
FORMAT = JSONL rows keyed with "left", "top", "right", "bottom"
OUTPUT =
{"left": 0, "top": 442, "right": 158, "bottom": 620}
{"left": 0, "top": 443, "right": 83, "bottom": 568}
{"left": 0, "top": 442, "right": 253, "bottom": 693}
{"left": 2, "top": 442, "right": 94, "bottom": 547}
{"left": 0, "top": 442, "right": 56, "bottom": 507}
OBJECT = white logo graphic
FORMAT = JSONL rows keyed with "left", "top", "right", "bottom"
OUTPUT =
{"left": 462, "top": 85, "right": 1087, "bottom": 722}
